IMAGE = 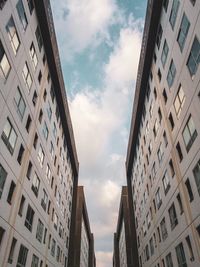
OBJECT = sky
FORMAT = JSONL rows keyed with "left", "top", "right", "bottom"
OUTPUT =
{"left": 50, "top": 0, "right": 147, "bottom": 266}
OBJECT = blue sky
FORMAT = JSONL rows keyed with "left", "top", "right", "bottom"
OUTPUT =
{"left": 50, "top": 0, "right": 147, "bottom": 266}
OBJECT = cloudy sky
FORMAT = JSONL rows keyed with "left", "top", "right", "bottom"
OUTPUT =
{"left": 50, "top": 0, "right": 147, "bottom": 266}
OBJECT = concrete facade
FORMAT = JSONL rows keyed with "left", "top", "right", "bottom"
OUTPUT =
{"left": 126, "top": 0, "right": 200, "bottom": 267}
{"left": 68, "top": 186, "right": 95, "bottom": 267}
{"left": 0, "top": 0, "right": 79, "bottom": 267}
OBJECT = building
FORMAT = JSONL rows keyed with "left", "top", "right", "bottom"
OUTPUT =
{"left": 113, "top": 186, "right": 138, "bottom": 267}
{"left": 126, "top": 0, "right": 200, "bottom": 267}
{"left": 0, "top": 0, "right": 79, "bottom": 266}
{"left": 68, "top": 186, "right": 95, "bottom": 267}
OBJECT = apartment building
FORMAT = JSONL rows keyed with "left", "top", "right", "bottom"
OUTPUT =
{"left": 126, "top": 0, "right": 200, "bottom": 267}
{"left": 0, "top": 0, "right": 79, "bottom": 267}
{"left": 68, "top": 186, "right": 95, "bottom": 267}
{"left": 113, "top": 186, "right": 138, "bottom": 267}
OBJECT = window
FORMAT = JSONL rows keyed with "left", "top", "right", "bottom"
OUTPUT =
{"left": 53, "top": 122, "right": 57, "bottom": 139}
{"left": 27, "top": 0, "right": 34, "bottom": 14}
{"left": 26, "top": 161, "right": 32, "bottom": 179}
{"left": 156, "top": 24, "right": 163, "bottom": 49}
{"left": 158, "top": 107, "right": 162, "bottom": 123}
{"left": 35, "top": 26, "right": 43, "bottom": 51}
{"left": 33, "top": 133, "right": 38, "bottom": 149}
{"left": 22, "top": 62, "right": 32, "bottom": 90}
{"left": 177, "top": 14, "right": 190, "bottom": 51}
{"left": 50, "top": 85, "right": 55, "bottom": 102}
{"left": 41, "top": 189, "right": 48, "bottom": 211}
{"left": 17, "top": 244, "right": 28, "bottom": 267}
{"left": 157, "top": 143, "right": 164, "bottom": 164}
{"left": 38, "top": 109, "right": 43, "bottom": 123}
{"left": 0, "top": 40, "right": 11, "bottom": 79}
{"left": 51, "top": 239, "right": 56, "bottom": 257}
{"left": 176, "top": 142, "right": 183, "bottom": 162}
{"left": 163, "top": 0, "right": 169, "bottom": 12}
{"left": 150, "top": 237, "right": 154, "bottom": 256}
{"left": 56, "top": 245, "right": 60, "bottom": 262}
{"left": 31, "top": 254, "right": 39, "bottom": 267}
{"left": 182, "top": 115, "right": 197, "bottom": 152}
{"left": 155, "top": 188, "right": 162, "bottom": 209}
{"left": 175, "top": 243, "right": 187, "bottom": 267}
{"left": 47, "top": 102, "right": 52, "bottom": 121}
{"left": 38, "top": 70, "right": 42, "bottom": 84}
{"left": 37, "top": 145, "right": 44, "bottom": 167}
{"left": 169, "top": 159, "right": 175, "bottom": 177}
{"left": 174, "top": 85, "right": 185, "bottom": 118}
{"left": 163, "top": 131, "right": 168, "bottom": 146}
{"left": 43, "top": 121, "right": 49, "bottom": 140}
{"left": 160, "top": 217, "right": 168, "bottom": 241}
{"left": 169, "top": 0, "right": 180, "bottom": 29}
{"left": 0, "top": 227, "right": 5, "bottom": 248}
{"left": 25, "top": 204, "right": 34, "bottom": 231}
{"left": 43, "top": 228, "right": 47, "bottom": 244}
{"left": 31, "top": 172, "right": 40, "bottom": 197}
{"left": 168, "top": 112, "right": 175, "bottom": 130}
{"left": 8, "top": 237, "right": 17, "bottom": 264}
{"left": 0, "top": 164, "right": 7, "bottom": 199}
{"left": 163, "top": 89, "right": 168, "bottom": 103}
{"left": 32, "top": 90, "right": 38, "bottom": 106}
{"left": 193, "top": 160, "right": 200, "bottom": 196}
{"left": 185, "top": 235, "right": 194, "bottom": 261}
{"left": 6, "top": 16, "right": 20, "bottom": 55}
{"left": 14, "top": 87, "right": 26, "bottom": 120}
{"left": 167, "top": 60, "right": 176, "bottom": 87}
{"left": 16, "top": 0, "right": 28, "bottom": 31}
{"left": 185, "top": 178, "right": 194, "bottom": 201}
{"left": 18, "top": 195, "right": 25, "bottom": 216}
{"left": 177, "top": 193, "right": 183, "bottom": 214}
{"left": 161, "top": 40, "right": 169, "bottom": 66}
{"left": 7, "top": 180, "right": 16, "bottom": 204}
{"left": 50, "top": 142, "right": 54, "bottom": 159}
{"left": 36, "top": 219, "right": 44, "bottom": 243}
{"left": 46, "top": 164, "right": 51, "bottom": 183}
{"left": 29, "top": 42, "right": 38, "bottom": 70}
{"left": 17, "top": 144, "right": 25, "bottom": 164}
{"left": 168, "top": 203, "right": 178, "bottom": 230}
{"left": 187, "top": 37, "right": 200, "bottom": 78}
{"left": 53, "top": 213, "right": 58, "bottom": 230}
{"left": 190, "top": 0, "right": 196, "bottom": 5}
{"left": 162, "top": 171, "right": 170, "bottom": 194}
{"left": 2, "top": 119, "right": 17, "bottom": 155}
{"left": 157, "top": 226, "right": 161, "bottom": 242}
{"left": 196, "top": 225, "right": 200, "bottom": 237}
{"left": 157, "top": 68, "right": 162, "bottom": 81}
{"left": 166, "top": 253, "right": 173, "bottom": 267}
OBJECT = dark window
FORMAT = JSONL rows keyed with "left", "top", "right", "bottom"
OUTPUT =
{"left": 169, "top": 113, "right": 174, "bottom": 130}
{"left": 38, "top": 70, "right": 42, "bottom": 84}
{"left": 18, "top": 195, "right": 25, "bottom": 216}
{"left": 187, "top": 36, "right": 200, "bottom": 78}
{"left": 176, "top": 142, "right": 183, "bottom": 162}
{"left": 163, "top": 89, "right": 168, "bottom": 103}
{"left": 0, "top": 163, "right": 7, "bottom": 199}
{"left": 14, "top": 87, "right": 26, "bottom": 120}
{"left": 33, "top": 132, "right": 38, "bottom": 149}
{"left": 39, "top": 109, "right": 43, "bottom": 123}
{"left": 166, "top": 253, "right": 173, "bottom": 267}
{"left": 185, "top": 178, "right": 194, "bottom": 201}
{"left": 50, "top": 86, "right": 55, "bottom": 103}
{"left": 26, "top": 161, "right": 32, "bottom": 180}
{"left": 156, "top": 24, "right": 163, "bottom": 49}
{"left": 168, "top": 203, "right": 178, "bottom": 230}
{"left": 43, "top": 54, "right": 46, "bottom": 65}
{"left": 185, "top": 235, "right": 194, "bottom": 261}
{"left": 27, "top": 0, "right": 34, "bottom": 14}
{"left": 175, "top": 242, "right": 187, "bottom": 267}
{"left": 196, "top": 224, "right": 200, "bottom": 237}
{"left": 36, "top": 219, "right": 44, "bottom": 243}
{"left": 8, "top": 237, "right": 17, "bottom": 264}
{"left": 169, "top": 159, "right": 175, "bottom": 177}
{"left": 177, "top": 13, "right": 190, "bottom": 51}
{"left": 169, "top": 0, "right": 180, "bottom": 29}
{"left": 158, "top": 107, "right": 162, "bottom": 123}
{"left": 16, "top": 0, "right": 28, "bottom": 31}
{"left": 31, "top": 172, "right": 40, "bottom": 197}
{"left": 32, "top": 91, "right": 38, "bottom": 106}
{"left": 158, "top": 68, "right": 162, "bottom": 81}
{"left": 31, "top": 254, "right": 39, "bottom": 267}
{"left": 163, "top": 0, "right": 169, "bottom": 12}
{"left": 17, "top": 244, "right": 28, "bottom": 267}
{"left": 43, "top": 89, "right": 47, "bottom": 101}
{"left": 7, "top": 180, "right": 16, "bottom": 204}
{"left": 160, "top": 217, "right": 168, "bottom": 241}
{"left": 0, "top": 226, "right": 5, "bottom": 247}
{"left": 182, "top": 115, "right": 197, "bottom": 152}
{"left": 0, "top": 40, "right": 11, "bottom": 79}
{"left": 17, "top": 144, "right": 25, "bottom": 164}
{"left": 177, "top": 193, "right": 183, "bottom": 214}
{"left": 25, "top": 204, "right": 34, "bottom": 231}
{"left": 193, "top": 160, "right": 200, "bottom": 196}
{"left": 35, "top": 26, "right": 43, "bottom": 51}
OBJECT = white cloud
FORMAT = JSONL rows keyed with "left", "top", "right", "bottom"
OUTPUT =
{"left": 51, "top": 0, "right": 120, "bottom": 60}
{"left": 96, "top": 251, "right": 113, "bottom": 267}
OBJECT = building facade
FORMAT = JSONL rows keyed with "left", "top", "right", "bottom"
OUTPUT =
{"left": 0, "top": 0, "right": 79, "bottom": 267}
{"left": 113, "top": 186, "right": 138, "bottom": 267}
{"left": 68, "top": 186, "right": 95, "bottom": 267}
{"left": 126, "top": 0, "right": 200, "bottom": 267}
